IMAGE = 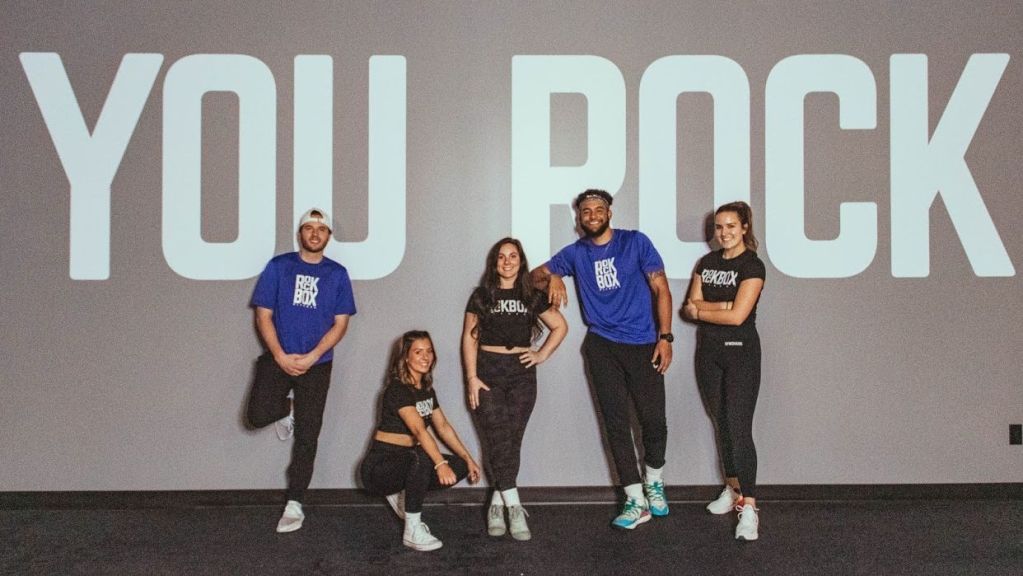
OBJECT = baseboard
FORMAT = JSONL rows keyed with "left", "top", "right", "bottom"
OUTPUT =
{"left": 1, "top": 483, "right": 1020, "bottom": 510}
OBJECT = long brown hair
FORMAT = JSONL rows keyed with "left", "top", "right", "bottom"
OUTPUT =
{"left": 716, "top": 201, "right": 758, "bottom": 252}
{"left": 469, "top": 237, "right": 543, "bottom": 343}
{"left": 390, "top": 330, "right": 435, "bottom": 390}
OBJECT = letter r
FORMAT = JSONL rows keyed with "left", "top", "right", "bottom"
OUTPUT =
{"left": 511, "top": 56, "right": 626, "bottom": 263}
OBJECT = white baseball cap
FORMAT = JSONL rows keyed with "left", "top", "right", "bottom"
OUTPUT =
{"left": 298, "top": 207, "right": 332, "bottom": 232}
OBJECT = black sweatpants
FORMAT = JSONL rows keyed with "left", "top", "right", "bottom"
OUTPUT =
{"left": 474, "top": 350, "right": 538, "bottom": 491}
{"left": 360, "top": 441, "right": 470, "bottom": 513}
{"left": 695, "top": 330, "right": 761, "bottom": 498}
{"left": 246, "top": 353, "right": 332, "bottom": 502}
{"left": 582, "top": 332, "right": 667, "bottom": 487}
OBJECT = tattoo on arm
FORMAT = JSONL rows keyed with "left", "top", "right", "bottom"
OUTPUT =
{"left": 647, "top": 269, "right": 666, "bottom": 282}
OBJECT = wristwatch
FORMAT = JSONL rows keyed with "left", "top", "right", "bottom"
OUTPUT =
{"left": 659, "top": 333, "right": 674, "bottom": 343}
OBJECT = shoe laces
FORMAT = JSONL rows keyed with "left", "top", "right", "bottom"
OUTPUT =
{"left": 620, "top": 498, "right": 646, "bottom": 519}
{"left": 645, "top": 481, "right": 666, "bottom": 503}
{"left": 488, "top": 505, "right": 504, "bottom": 520}
{"left": 736, "top": 504, "right": 758, "bottom": 524}
{"left": 509, "top": 506, "right": 529, "bottom": 519}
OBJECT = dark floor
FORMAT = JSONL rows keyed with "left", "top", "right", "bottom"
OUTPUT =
{"left": 2, "top": 500, "right": 1020, "bottom": 575}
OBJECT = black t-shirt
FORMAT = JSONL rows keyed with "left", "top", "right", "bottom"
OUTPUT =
{"left": 464, "top": 287, "right": 551, "bottom": 348}
{"left": 695, "top": 249, "right": 766, "bottom": 335}
{"left": 376, "top": 380, "right": 439, "bottom": 435}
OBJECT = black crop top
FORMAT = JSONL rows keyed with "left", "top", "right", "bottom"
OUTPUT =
{"left": 696, "top": 249, "right": 766, "bottom": 335}
{"left": 465, "top": 287, "right": 551, "bottom": 348}
{"left": 376, "top": 380, "right": 439, "bottom": 435}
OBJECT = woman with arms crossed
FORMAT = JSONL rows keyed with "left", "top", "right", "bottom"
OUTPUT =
{"left": 360, "top": 330, "right": 481, "bottom": 551}
{"left": 682, "top": 201, "right": 766, "bottom": 541}
{"left": 462, "top": 238, "right": 568, "bottom": 540}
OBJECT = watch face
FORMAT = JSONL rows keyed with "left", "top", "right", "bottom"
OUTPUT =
{"left": 660, "top": 333, "right": 674, "bottom": 343}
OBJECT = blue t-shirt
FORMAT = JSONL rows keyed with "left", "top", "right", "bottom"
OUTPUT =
{"left": 547, "top": 229, "right": 664, "bottom": 345}
{"left": 251, "top": 253, "right": 357, "bottom": 364}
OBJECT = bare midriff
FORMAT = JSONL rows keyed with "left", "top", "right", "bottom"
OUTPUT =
{"left": 480, "top": 345, "right": 530, "bottom": 354}
{"left": 374, "top": 430, "right": 415, "bottom": 447}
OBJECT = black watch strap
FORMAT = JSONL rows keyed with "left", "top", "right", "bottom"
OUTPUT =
{"left": 659, "top": 333, "right": 674, "bottom": 343}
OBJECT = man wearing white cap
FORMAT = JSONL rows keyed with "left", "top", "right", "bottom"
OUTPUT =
{"left": 247, "top": 208, "right": 357, "bottom": 533}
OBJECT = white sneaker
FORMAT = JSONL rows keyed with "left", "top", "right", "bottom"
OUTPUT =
{"left": 487, "top": 505, "right": 506, "bottom": 536}
{"left": 610, "top": 497, "right": 651, "bottom": 530}
{"left": 735, "top": 503, "right": 759, "bottom": 541}
{"left": 644, "top": 480, "right": 669, "bottom": 517}
{"left": 707, "top": 485, "right": 740, "bottom": 515}
{"left": 403, "top": 522, "right": 443, "bottom": 551}
{"left": 508, "top": 505, "right": 531, "bottom": 541}
{"left": 276, "top": 500, "right": 304, "bottom": 533}
{"left": 385, "top": 491, "right": 405, "bottom": 519}
{"left": 275, "top": 405, "right": 295, "bottom": 441}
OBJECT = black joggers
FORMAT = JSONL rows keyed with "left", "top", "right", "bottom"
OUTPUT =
{"left": 360, "top": 441, "right": 470, "bottom": 513}
{"left": 582, "top": 332, "right": 667, "bottom": 487}
{"left": 247, "top": 352, "right": 332, "bottom": 502}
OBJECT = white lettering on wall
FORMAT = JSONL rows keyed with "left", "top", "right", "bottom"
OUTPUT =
{"left": 890, "top": 53, "right": 1014, "bottom": 277}
{"left": 511, "top": 56, "right": 626, "bottom": 264}
{"left": 20, "top": 52, "right": 1013, "bottom": 281}
{"left": 294, "top": 55, "right": 407, "bottom": 280}
{"left": 20, "top": 52, "right": 163, "bottom": 280}
{"left": 764, "top": 54, "right": 878, "bottom": 278}
{"left": 638, "top": 55, "right": 751, "bottom": 278}
{"left": 162, "top": 54, "right": 277, "bottom": 280}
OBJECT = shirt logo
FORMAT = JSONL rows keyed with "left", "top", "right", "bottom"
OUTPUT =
{"left": 702, "top": 269, "right": 738, "bottom": 287}
{"left": 490, "top": 299, "right": 527, "bottom": 314}
{"left": 594, "top": 257, "right": 621, "bottom": 291}
{"left": 293, "top": 274, "right": 320, "bottom": 308}
{"left": 416, "top": 398, "right": 434, "bottom": 418}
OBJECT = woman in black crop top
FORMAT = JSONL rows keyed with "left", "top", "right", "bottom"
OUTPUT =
{"left": 461, "top": 237, "right": 567, "bottom": 540}
{"left": 359, "top": 330, "right": 480, "bottom": 552}
{"left": 682, "top": 201, "right": 766, "bottom": 541}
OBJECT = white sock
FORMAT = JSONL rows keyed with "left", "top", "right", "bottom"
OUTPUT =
{"left": 501, "top": 488, "right": 520, "bottom": 507}
{"left": 490, "top": 491, "right": 504, "bottom": 506}
{"left": 404, "top": 512, "right": 422, "bottom": 533}
{"left": 623, "top": 483, "right": 647, "bottom": 505}
{"left": 645, "top": 465, "right": 664, "bottom": 484}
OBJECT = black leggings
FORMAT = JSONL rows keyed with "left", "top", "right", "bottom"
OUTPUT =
{"left": 360, "top": 441, "right": 469, "bottom": 514}
{"left": 247, "top": 353, "right": 332, "bottom": 502}
{"left": 582, "top": 332, "right": 667, "bottom": 487}
{"left": 474, "top": 350, "right": 538, "bottom": 491}
{"left": 696, "top": 330, "right": 761, "bottom": 498}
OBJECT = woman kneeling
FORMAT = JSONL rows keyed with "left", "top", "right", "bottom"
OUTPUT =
{"left": 360, "top": 330, "right": 481, "bottom": 551}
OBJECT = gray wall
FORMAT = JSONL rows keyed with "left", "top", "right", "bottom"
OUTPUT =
{"left": 1, "top": 1, "right": 1020, "bottom": 491}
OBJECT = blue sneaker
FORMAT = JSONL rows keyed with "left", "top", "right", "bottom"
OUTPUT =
{"left": 644, "top": 480, "right": 669, "bottom": 517}
{"left": 611, "top": 497, "right": 651, "bottom": 530}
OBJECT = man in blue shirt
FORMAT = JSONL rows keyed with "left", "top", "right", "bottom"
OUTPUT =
{"left": 532, "top": 189, "right": 674, "bottom": 530}
{"left": 248, "top": 208, "right": 357, "bottom": 533}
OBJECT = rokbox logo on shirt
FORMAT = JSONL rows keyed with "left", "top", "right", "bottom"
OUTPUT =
{"left": 595, "top": 257, "right": 621, "bottom": 291}
{"left": 416, "top": 398, "right": 434, "bottom": 418}
{"left": 491, "top": 300, "right": 528, "bottom": 314}
{"left": 293, "top": 274, "right": 320, "bottom": 308}
{"left": 702, "top": 269, "right": 738, "bottom": 287}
